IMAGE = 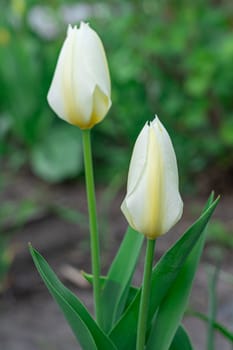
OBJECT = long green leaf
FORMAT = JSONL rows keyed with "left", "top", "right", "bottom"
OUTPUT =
{"left": 29, "top": 246, "right": 117, "bottom": 350}
{"left": 203, "top": 191, "right": 215, "bottom": 212}
{"left": 100, "top": 226, "right": 144, "bottom": 332}
{"left": 110, "top": 196, "right": 219, "bottom": 350}
{"left": 169, "top": 325, "right": 194, "bottom": 350}
{"left": 146, "top": 212, "right": 207, "bottom": 349}
{"left": 146, "top": 194, "right": 217, "bottom": 349}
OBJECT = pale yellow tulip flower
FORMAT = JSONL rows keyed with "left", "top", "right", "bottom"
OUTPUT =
{"left": 121, "top": 117, "right": 183, "bottom": 239}
{"left": 47, "top": 22, "right": 111, "bottom": 129}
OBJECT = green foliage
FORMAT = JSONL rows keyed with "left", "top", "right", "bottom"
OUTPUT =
{"left": 109, "top": 196, "right": 219, "bottom": 350}
{"left": 206, "top": 219, "right": 233, "bottom": 248}
{"left": 94, "top": 1, "right": 233, "bottom": 187}
{"left": 29, "top": 245, "right": 117, "bottom": 350}
{"left": 1, "top": 1, "right": 233, "bottom": 187}
{"left": 31, "top": 124, "right": 83, "bottom": 182}
{"left": 0, "top": 199, "right": 40, "bottom": 231}
{"left": 99, "top": 227, "right": 144, "bottom": 332}
{"left": 0, "top": 0, "right": 84, "bottom": 181}
{"left": 169, "top": 326, "right": 194, "bottom": 350}
{"left": 146, "top": 228, "right": 206, "bottom": 349}
{"left": 148, "top": 193, "right": 216, "bottom": 349}
{"left": 30, "top": 194, "right": 219, "bottom": 350}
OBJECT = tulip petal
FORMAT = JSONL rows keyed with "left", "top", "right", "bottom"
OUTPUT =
{"left": 126, "top": 123, "right": 149, "bottom": 196}
{"left": 89, "top": 85, "right": 111, "bottom": 128}
{"left": 121, "top": 124, "right": 150, "bottom": 232}
{"left": 152, "top": 118, "right": 183, "bottom": 234}
{"left": 121, "top": 117, "right": 183, "bottom": 239}
{"left": 69, "top": 23, "right": 111, "bottom": 128}
{"left": 122, "top": 124, "right": 163, "bottom": 238}
{"left": 47, "top": 26, "right": 73, "bottom": 123}
{"left": 79, "top": 22, "right": 111, "bottom": 98}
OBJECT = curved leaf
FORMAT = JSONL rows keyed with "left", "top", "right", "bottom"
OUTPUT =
{"left": 146, "top": 216, "right": 207, "bottom": 349}
{"left": 100, "top": 226, "right": 144, "bottom": 332}
{"left": 169, "top": 325, "right": 194, "bottom": 350}
{"left": 29, "top": 246, "right": 117, "bottom": 350}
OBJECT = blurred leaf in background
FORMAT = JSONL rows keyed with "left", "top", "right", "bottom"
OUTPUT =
{"left": 31, "top": 124, "right": 82, "bottom": 182}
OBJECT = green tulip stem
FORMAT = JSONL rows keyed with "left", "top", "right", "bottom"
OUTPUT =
{"left": 82, "top": 129, "right": 101, "bottom": 325}
{"left": 136, "top": 238, "right": 156, "bottom": 350}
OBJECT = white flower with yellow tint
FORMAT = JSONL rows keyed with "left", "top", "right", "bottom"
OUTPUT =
{"left": 47, "top": 22, "right": 111, "bottom": 129}
{"left": 121, "top": 117, "right": 183, "bottom": 239}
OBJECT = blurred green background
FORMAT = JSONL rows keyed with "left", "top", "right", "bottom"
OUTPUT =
{"left": 1, "top": 0, "right": 233, "bottom": 191}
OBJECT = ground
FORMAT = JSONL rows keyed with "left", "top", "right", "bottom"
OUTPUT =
{"left": 0, "top": 171, "right": 233, "bottom": 350}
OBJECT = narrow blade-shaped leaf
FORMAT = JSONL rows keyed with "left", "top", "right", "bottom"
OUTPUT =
{"left": 203, "top": 191, "right": 215, "bottom": 212}
{"left": 29, "top": 246, "right": 117, "bottom": 350}
{"left": 169, "top": 325, "right": 194, "bottom": 350}
{"left": 110, "top": 196, "right": 219, "bottom": 350}
{"left": 100, "top": 226, "right": 144, "bottom": 332}
{"left": 146, "top": 216, "right": 207, "bottom": 349}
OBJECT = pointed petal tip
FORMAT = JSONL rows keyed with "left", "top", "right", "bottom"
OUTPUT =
{"left": 80, "top": 21, "right": 90, "bottom": 30}
{"left": 151, "top": 114, "right": 160, "bottom": 125}
{"left": 155, "top": 114, "right": 160, "bottom": 123}
{"left": 67, "top": 24, "right": 75, "bottom": 36}
{"left": 147, "top": 114, "right": 160, "bottom": 128}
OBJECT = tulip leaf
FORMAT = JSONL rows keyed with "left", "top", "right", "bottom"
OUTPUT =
{"left": 169, "top": 325, "right": 194, "bottom": 350}
{"left": 146, "top": 213, "right": 207, "bottom": 350}
{"left": 83, "top": 271, "right": 139, "bottom": 312}
{"left": 146, "top": 193, "right": 216, "bottom": 349}
{"left": 203, "top": 191, "right": 215, "bottom": 212}
{"left": 99, "top": 226, "right": 144, "bottom": 332}
{"left": 109, "top": 195, "right": 219, "bottom": 350}
{"left": 29, "top": 245, "right": 117, "bottom": 350}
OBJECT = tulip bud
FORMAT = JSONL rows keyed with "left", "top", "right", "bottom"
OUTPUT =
{"left": 47, "top": 22, "right": 111, "bottom": 129}
{"left": 121, "top": 117, "right": 183, "bottom": 239}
